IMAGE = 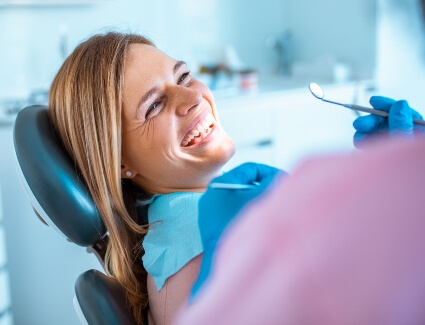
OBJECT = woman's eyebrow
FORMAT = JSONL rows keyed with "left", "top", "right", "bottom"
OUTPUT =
{"left": 174, "top": 60, "right": 186, "bottom": 73}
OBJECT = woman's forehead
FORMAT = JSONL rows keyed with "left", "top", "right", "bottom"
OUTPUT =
{"left": 122, "top": 44, "right": 180, "bottom": 114}
{"left": 127, "top": 43, "right": 174, "bottom": 68}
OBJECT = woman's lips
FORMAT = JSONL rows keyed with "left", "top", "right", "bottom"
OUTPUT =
{"left": 181, "top": 113, "right": 215, "bottom": 147}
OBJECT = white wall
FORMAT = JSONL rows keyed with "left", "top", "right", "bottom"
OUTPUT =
{"left": 376, "top": 0, "right": 425, "bottom": 114}
{"left": 196, "top": 0, "right": 377, "bottom": 79}
{"left": 0, "top": 0, "right": 229, "bottom": 100}
{"left": 0, "top": 0, "right": 163, "bottom": 99}
{"left": 0, "top": 0, "right": 377, "bottom": 101}
{"left": 285, "top": 0, "right": 377, "bottom": 80}
{"left": 214, "top": 0, "right": 288, "bottom": 72}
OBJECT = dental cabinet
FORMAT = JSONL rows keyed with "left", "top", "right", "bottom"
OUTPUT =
{"left": 217, "top": 81, "right": 373, "bottom": 172}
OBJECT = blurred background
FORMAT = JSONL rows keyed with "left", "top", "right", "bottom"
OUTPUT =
{"left": 0, "top": 0, "right": 424, "bottom": 324}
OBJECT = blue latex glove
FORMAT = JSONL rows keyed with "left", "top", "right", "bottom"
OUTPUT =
{"left": 353, "top": 96, "right": 425, "bottom": 148}
{"left": 190, "top": 162, "right": 285, "bottom": 301}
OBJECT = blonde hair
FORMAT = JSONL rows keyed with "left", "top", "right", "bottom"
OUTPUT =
{"left": 49, "top": 32, "right": 154, "bottom": 324}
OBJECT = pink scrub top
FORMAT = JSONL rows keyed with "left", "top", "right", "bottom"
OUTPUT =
{"left": 174, "top": 137, "right": 425, "bottom": 325}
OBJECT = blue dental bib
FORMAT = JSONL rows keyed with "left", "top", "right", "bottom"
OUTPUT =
{"left": 140, "top": 192, "right": 203, "bottom": 291}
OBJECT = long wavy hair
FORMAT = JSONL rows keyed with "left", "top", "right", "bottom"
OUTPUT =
{"left": 49, "top": 32, "right": 154, "bottom": 324}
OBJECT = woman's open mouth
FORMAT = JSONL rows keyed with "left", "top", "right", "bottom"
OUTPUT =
{"left": 181, "top": 114, "right": 215, "bottom": 147}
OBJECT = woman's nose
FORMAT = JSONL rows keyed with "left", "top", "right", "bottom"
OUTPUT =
{"left": 170, "top": 85, "right": 203, "bottom": 116}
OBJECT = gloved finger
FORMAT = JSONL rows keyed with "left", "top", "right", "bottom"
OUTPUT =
{"left": 411, "top": 109, "right": 425, "bottom": 134}
{"left": 372, "top": 96, "right": 423, "bottom": 120}
{"left": 234, "top": 162, "right": 281, "bottom": 184}
{"left": 369, "top": 96, "right": 396, "bottom": 111}
{"left": 388, "top": 100, "right": 414, "bottom": 134}
{"left": 353, "top": 131, "right": 369, "bottom": 149}
{"left": 247, "top": 163, "right": 282, "bottom": 189}
{"left": 213, "top": 162, "right": 281, "bottom": 186}
{"left": 353, "top": 114, "right": 386, "bottom": 133}
{"left": 353, "top": 131, "right": 390, "bottom": 149}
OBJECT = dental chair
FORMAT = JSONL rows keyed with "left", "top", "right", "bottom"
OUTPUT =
{"left": 13, "top": 105, "right": 140, "bottom": 325}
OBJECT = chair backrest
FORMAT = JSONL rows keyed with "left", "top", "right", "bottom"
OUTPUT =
{"left": 13, "top": 105, "right": 138, "bottom": 325}
{"left": 13, "top": 105, "right": 106, "bottom": 247}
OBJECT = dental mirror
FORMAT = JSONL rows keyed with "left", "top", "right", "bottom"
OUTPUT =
{"left": 309, "top": 82, "right": 425, "bottom": 125}
{"left": 309, "top": 82, "right": 324, "bottom": 100}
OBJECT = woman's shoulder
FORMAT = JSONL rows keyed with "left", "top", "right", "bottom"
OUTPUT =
{"left": 141, "top": 191, "right": 204, "bottom": 291}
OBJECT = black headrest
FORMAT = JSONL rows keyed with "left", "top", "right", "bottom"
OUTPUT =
{"left": 13, "top": 105, "right": 106, "bottom": 247}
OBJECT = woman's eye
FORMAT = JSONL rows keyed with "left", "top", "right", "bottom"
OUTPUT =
{"left": 145, "top": 101, "right": 160, "bottom": 118}
{"left": 178, "top": 72, "right": 190, "bottom": 84}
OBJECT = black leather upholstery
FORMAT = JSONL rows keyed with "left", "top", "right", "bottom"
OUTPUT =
{"left": 13, "top": 105, "right": 139, "bottom": 325}
{"left": 14, "top": 105, "right": 106, "bottom": 247}
{"left": 75, "top": 270, "right": 138, "bottom": 325}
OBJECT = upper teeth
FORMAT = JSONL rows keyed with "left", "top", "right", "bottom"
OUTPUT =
{"left": 181, "top": 114, "right": 215, "bottom": 147}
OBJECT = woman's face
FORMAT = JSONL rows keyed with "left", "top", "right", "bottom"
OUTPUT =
{"left": 121, "top": 44, "right": 235, "bottom": 194}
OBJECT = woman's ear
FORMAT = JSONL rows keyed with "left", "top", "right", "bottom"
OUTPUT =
{"left": 121, "top": 163, "right": 135, "bottom": 179}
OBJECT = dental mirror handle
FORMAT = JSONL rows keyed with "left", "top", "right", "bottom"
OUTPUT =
{"left": 348, "top": 104, "right": 388, "bottom": 116}
{"left": 324, "top": 100, "right": 425, "bottom": 126}
{"left": 348, "top": 104, "right": 425, "bottom": 125}
{"left": 209, "top": 181, "right": 260, "bottom": 190}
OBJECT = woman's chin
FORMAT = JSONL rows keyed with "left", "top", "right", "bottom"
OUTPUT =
{"left": 213, "top": 138, "right": 236, "bottom": 167}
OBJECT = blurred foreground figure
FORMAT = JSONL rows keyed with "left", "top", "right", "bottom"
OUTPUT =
{"left": 174, "top": 137, "right": 425, "bottom": 325}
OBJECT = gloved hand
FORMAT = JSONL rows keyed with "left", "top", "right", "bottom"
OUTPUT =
{"left": 190, "top": 162, "right": 285, "bottom": 300}
{"left": 353, "top": 96, "right": 425, "bottom": 148}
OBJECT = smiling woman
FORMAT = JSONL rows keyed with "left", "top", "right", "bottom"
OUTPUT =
{"left": 121, "top": 43, "right": 234, "bottom": 195}
{"left": 48, "top": 32, "right": 235, "bottom": 325}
